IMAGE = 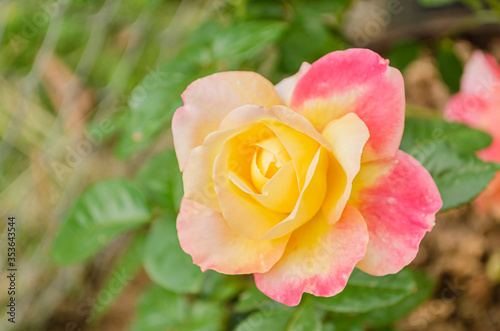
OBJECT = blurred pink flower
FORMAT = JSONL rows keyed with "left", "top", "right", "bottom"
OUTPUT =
{"left": 445, "top": 51, "right": 500, "bottom": 219}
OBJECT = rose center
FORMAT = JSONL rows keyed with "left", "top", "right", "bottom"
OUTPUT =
{"left": 250, "top": 137, "right": 291, "bottom": 192}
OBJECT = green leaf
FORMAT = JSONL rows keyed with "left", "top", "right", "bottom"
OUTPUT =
{"left": 143, "top": 213, "right": 204, "bottom": 293}
{"left": 212, "top": 20, "right": 287, "bottom": 62}
{"left": 90, "top": 233, "right": 145, "bottom": 323}
{"left": 290, "top": 302, "right": 322, "bottom": 331}
{"left": 132, "top": 287, "right": 187, "bottom": 330}
{"left": 400, "top": 117, "right": 500, "bottom": 210}
{"left": 321, "top": 271, "right": 435, "bottom": 329}
{"left": 360, "top": 271, "right": 435, "bottom": 328}
{"left": 130, "top": 286, "right": 224, "bottom": 331}
{"left": 235, "top": 300, "right": 321, "bottom": 331}
{"left": 199, "top": 271, "right": 246, "bottom": 302}
{"left": 401, "top": 113, "right": 493, "bottom": 153}
{"left": 324, "top": 322, "right": 364, "bottom": 331}
{"left": 52, "top": 178, "right": 151, "bottom": 265}
{"left": 437, "top": 40, "right": 463, "bottom": 93}
{"left": 235, "top": 285, "right": 274, "bottom": 313}
{"left": 418, "top": 0, "right": 459, "bottom": 7}
{"left": 312, "top": 268, "right": 416, "bottom": 313}
{"left": 386, "top": 40, "right": 421, "bottom": 71}
{"left": 136, "top": 150, "right": 183, "bottom": 212}
{"left": 279, "top": 6, "right": 347, "bottom": 73}
{"left": 115, "top": 58, "right": 211, "bottom": 159}
{"left": 428, "top": 150, "right": 499, "bottom": 210}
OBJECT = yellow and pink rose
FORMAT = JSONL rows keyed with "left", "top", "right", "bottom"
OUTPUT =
{"left": 172, "top": 48, "right": 442, "bottom": 306}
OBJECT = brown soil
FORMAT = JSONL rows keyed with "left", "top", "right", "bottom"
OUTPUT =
{"left": 398, "top": 207, "right": 500, "bottom": 331}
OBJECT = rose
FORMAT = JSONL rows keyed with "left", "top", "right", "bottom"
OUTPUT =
{"left": 445, "top": 51, "right": 500, "bottom": 219}
{"left": 172, "top": 48, "right": 442, "bottom": 306}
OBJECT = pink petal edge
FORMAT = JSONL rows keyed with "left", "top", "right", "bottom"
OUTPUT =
{"left": 290, "top": 48, "right": 405, "bottom": 162}
{"left": 177, "top": 198, "right": 289, "bottom": 274}
{"left": 254, "top": 205, "right": 369, "bottom": 306}
{"left": 353, "top": 150, "right": 442, "bottom": 275}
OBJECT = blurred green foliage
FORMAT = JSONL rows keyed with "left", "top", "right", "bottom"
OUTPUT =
{"left": 437, "top": 39, "right": 464, "bottom": 93}
{"left": 90, "top": 233, "right": 146, "bottom": 322}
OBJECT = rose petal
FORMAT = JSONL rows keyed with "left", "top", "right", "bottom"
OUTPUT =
{"left": 214, "top": 135, "right": 327, "bottom": 240}
{"left": 230, "top": 160, "right": 299, "bottom": 213}
{"left": 322, "top": 113, "right": 370, "bottom": 224}
{"left": 254, "top": 205, "right": 369, "bottom": 306}
{"left": 475, "top": 172, "right": 500, "bottom": 219}
{"left": 460, "top": 51, "right": 500, "bottom": 96}
{"left": 253, "top": 136, "right": 292, "bottom": 187}
{"left": 275, "top": 62, "right": 311, "bottom": 106}
{"left": 351, "top": 150, "right": 442, "bottom": 275}
{"left": 445, "top": 52, "right": 500, "bottom": 163}
{"left": 290, "top": 48, "right": 404, "bottom": 162}
{"left": 445, "top": 94, "right": 489, "bottom": 130}
{"left": 182, "top": 105, "right": 274, "bottom": 211}
{"left": 182, "top": 125, "right": 252, "bottom": 211}
{"left": 445, "top": 93, "right": 500, "bottom": 162}
{"left": 177, "top": 198, "right": 289, "bottom": 274}
{"left": 214, "top": 127, "right": 290, "bottom": 239}
{"left": 445, "top": 51, "right": 500, "bottom": 221}
{"left": 258, "top": 147, "right": 328, "bottom": 240}
{"left": 250, "top": 151, "right": 271, "bottom": 191}
{"left": 173, "top": 72, "right": 282, "bottom": 170}
{"left": 265, "top": 120, "right": 320, "bottom": 189}
{"left": 220, "top": 104, "right": 331, "bottom": 151}
{"left": 220, "top": 106, "right": 333, "bottom": 235}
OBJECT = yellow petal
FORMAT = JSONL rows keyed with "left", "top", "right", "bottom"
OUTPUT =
{"left": 183, "top": 124, "right": 255, "bottom": 211}
{"left": 182, "top": 105, "right": 275, "bottom": 211}
{"left": 177, "top": 198, "right": 290, "bottom": 274}
{"left": 210, "top": 104, "right": 333, "bottom": 240}
{"left": 265, "top": 121, "right": 319, "bottom": 190}
{"left": 259, "top": 161, "right": 299, "bottom": 213}
{"left": 250, "top": 151, "right": 270, "bottom": 192}
{"left": 220, "top": 105, "right": 331, "bottom": 150}
{"left": 259, "top": 146, "right": 328, "bottom": 240}
{"left": 230, "top": 160, "right": 299, "bottom": 213}
{"left": 250, "top": 136, "right": 292, "bottom": 191}
{"left": 214, "top": 135, "right": 287, "bottom": 240}
{"left": 254, "top": 204, "right": 368, "bottom": 306}
{"left": 255, "top": 137, "right": 291, "bottom": 169}
{"left": 321, "top": 113, "right": 369, "bottom": 224}
{"left": 173, "top": 72, "right": 282, "bottom": 171}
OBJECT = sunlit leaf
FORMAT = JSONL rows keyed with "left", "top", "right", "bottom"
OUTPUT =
{"left": 437, "top": 40, "right": 463, "bottom": 93}
{"left": 312, "top": 268, "right": 416, "bottom": 313}
{"left": 401, "top": 117, "right": 500, "bottom": 210}
{"left": 131, "top": 286, "right": 224, "bottom": 331}
{"left": 235, "top": 300, "right": 320, "bottom": 331}
{"left": 52, "top": 178, "right": 151, "bottom": 265}
{"left": 136, "top": 150, "right": 183, "bottom": 212}
{"left": 143, "top": 213, "right": 204, "bottom": 293}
